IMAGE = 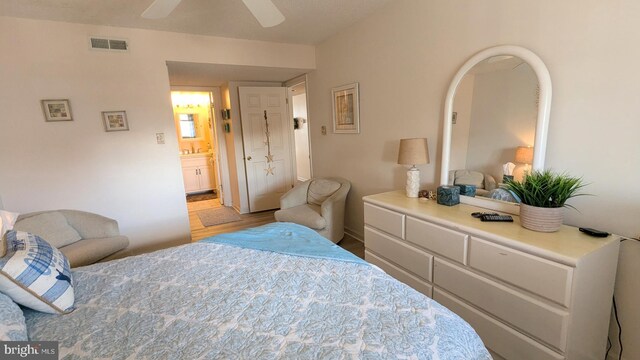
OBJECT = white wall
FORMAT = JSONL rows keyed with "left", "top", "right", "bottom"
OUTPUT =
{"left": 0, "top": 16, "right": 314, "bottom": 255}
{"left": 292, "top": 93, "right": 311, "bottom": 181}
{"left": 307, "top": 1, "right": 640, "bottom": 358}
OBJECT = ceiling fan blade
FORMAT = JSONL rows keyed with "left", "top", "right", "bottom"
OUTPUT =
{"left": 141, "top": 0, "right": 183, "bottom": 19}
{"left": 241, "top": 0, "right": 285, "bottom": 28}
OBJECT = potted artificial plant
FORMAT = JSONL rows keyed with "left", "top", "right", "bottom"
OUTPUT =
{"left": 504, "top": 170, "right": 587, "bottom": 232}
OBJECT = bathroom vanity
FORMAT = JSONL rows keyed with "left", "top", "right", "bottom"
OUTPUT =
{"left": 180, "top": 153, "right": 216, "bottom": 194}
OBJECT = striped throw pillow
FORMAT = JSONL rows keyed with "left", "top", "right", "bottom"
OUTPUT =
{"left": 0, "top": 230, "right": 74, "bottom": 314}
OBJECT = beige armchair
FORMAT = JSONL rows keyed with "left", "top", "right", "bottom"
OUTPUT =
{"left": 448, "top": 170, "right": 497, "bottom": 196}
{"left": 274, "top": 177, "right": 351, "bottom": 243}
{"left": 14, "top": 210, "right": 129, "bottom": 267}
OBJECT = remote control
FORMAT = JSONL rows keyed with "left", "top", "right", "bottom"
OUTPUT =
{"left": 471, "top": 212, "right": 499, "bottom": 218}
{"left": 480, "top": 214, "right": 514, "bottom": 222}
{"left": 579, "top": 227, "right": 610, "bottom": 238}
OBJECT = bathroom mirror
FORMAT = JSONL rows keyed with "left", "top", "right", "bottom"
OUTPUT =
{"left": 179, "top": 113, "right": 200, "bottom": 139}
{"left": 440, "top": 45, "right": 552, "bottom": 213}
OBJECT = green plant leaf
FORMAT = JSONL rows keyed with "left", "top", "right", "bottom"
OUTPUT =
{"left": 503, "top": 170, "right": 588, "bottom": 208}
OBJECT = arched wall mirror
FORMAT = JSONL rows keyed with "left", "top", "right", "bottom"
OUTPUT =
{"left": 440, "top": 45, "right": 552, "bottom": 214}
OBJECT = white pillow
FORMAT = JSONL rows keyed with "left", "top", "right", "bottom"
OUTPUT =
{"left": 0, "top": 230, "right": 75, "bottom": 314}
{"left": 0, "top": 210, "right": 19, "bottom": 257}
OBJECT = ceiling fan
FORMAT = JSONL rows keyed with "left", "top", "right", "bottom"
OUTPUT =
{"left": 141, "top": 0, "right": 285, "bottom": 28}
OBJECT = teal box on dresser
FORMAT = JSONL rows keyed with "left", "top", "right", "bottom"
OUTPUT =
{"left": 437, "top": 186, "right": 460, "bottom": 206}
{"left": 457, "top": 184, "right": 476, "bottom": 197}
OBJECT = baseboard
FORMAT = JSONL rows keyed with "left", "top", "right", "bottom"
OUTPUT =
{"left": 344, "top": 226, "right": 364, "bottom": 243}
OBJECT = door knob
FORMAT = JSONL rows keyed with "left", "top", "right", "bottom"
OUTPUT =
{"left": 247, "top": 156, "right": 252, "bottom": 161}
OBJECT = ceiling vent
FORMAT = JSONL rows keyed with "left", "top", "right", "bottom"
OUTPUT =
{"left": 89, "top": 37, "right": 129, "bottom": 52}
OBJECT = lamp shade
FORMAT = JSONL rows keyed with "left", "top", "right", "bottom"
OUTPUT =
{"left": 398, "top": 138, "right": 430, "bottom": 165}
{"left": 515, "top": 146, "right": 534, "bottom": 164}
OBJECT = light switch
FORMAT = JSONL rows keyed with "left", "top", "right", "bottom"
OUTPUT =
{"left": 156, "top": 133, "right": 165, "bottom": 144}
{"left": 321, "top": 126, "right": 327, "bottom": 135}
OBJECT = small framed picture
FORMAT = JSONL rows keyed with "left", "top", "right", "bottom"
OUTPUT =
{"left": 102, "top": 111, "right": 129, "bottom": 132}
{"left": 41, "top": 99, "right": 73, "bottom": 122}
{"left": 332, "top": 83, "right": 360, "bottom": 134}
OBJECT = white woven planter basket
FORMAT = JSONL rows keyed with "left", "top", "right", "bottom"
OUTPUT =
{"left": 519, "top": 204, "right": 563, "bottom": 232}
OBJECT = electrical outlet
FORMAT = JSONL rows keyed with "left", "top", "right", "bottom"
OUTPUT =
{"left": 156, "top": 133, "right": 165, "bottom": 144}
{"left": 321, "top": 125, "right": 327, "bottom": 135}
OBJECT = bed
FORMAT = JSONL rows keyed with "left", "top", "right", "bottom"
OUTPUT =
{"left": 14, "top": 223, "right": 490, "bottom": 359}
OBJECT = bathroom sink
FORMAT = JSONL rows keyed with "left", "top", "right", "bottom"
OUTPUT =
{"left": 180, "top": 152, "right": 213, "bottom": 158}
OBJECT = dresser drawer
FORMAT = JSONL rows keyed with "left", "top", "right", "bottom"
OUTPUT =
{"left": 469, "top": 238, "right": 573, "bottom": 307}
{"left": 434, "top": 259, "right": 569, "bottom": 351}
{"left": 365, "top": 226, "right": 433, "bottom": 281}
{"left": 434, "top": 289, "right": 564, "bottom": 360}
{"left": 405, "top": 216, "right": 468, "bottom": 264}
{"left": 364, "top": 203, "right": 405, "bottom": 239}
{"left": 366, "top": 250, "right": 433, "bottom": 298}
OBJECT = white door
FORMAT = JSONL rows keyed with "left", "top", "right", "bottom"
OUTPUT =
{"left": 239, "top": 86, "right": 293, "bottom": 212}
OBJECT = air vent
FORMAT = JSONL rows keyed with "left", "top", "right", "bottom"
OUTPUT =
{"left": 89, "top": 37, "right": 129, "bottom": 52}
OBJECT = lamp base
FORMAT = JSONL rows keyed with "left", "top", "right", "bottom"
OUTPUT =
{"left": 406, "top": 167, "right": 420, "bottom": 198}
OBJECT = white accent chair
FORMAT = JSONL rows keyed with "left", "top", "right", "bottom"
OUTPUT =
{"left": 274, "top": 177, "right": 351, "bottom": 243}
{"left": 448, "top": 170, "right": 497, "bottom": 197}
{"left": 14, "top": 210, "right": 129, "bottom": 267}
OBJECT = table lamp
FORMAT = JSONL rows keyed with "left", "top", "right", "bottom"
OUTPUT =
{"left": 398, "top": 138, "right": 430, "bottom": 198}
{"left": 515, "top": 146, "right": 534, "bottom": 173}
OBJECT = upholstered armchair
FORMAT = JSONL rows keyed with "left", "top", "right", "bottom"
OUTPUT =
{"left": 274, "top": 177, "right": 351, "bottom": 243}
{"left": 448, "top": 170, "right": 497, "bottom": 197}
{"left": 14, "top": 210, "right": 129, "bottom": 267}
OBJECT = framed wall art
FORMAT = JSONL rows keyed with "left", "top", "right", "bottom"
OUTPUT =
{"left": 332, "top": 82, "right": 360, "bottom": 134}
{"left": 41, "top": 99, "right": 73, "bottom": 122}
{"left": 102, "top": 110, "right": 129, "bottom": 132}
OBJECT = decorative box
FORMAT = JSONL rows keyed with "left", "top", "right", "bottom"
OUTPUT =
{"left": 457, "top": 184, "right": 476, "bottom": 197}
{"left": 437, "top": 186, "right": 460, "bottom": 206}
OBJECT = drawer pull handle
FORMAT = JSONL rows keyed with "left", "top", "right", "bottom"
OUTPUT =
{"left": 499, "top": 252, "right": 508, "bottom": 256}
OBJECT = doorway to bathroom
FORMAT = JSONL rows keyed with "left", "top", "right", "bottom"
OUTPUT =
{"left": 170, "top": 90, "right": 223, "bottom": 204}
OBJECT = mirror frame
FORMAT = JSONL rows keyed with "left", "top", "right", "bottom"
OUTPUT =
{"left": 440, "top": 45, "right": 552, "bottom": 213}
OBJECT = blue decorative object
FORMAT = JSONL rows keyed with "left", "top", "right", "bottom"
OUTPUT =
{"left": 0, "top": 230, "right": 75, "bottom": 314}
{"left": 437, "top": 186, "right": 460, "bottom": 206}
{"left": 457, "top": 184, "right": 476, "bottom": 197}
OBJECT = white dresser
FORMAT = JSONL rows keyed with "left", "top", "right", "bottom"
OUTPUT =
{"left": 363, "top": 191, "right": 619, "bottom": 360}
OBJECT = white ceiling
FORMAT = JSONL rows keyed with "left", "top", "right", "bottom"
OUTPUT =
{"left": 0, "top": 0, "right": 393, "bottom": 45}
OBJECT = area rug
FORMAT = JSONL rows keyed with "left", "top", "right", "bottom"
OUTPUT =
{"left": 187, "top": 191, "right": 218, "bottom": 203}
{"left": 197, "top": 207, "right": 242, "bottom": 227}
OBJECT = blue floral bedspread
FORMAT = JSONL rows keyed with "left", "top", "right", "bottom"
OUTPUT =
{"left": 23, "top": 225, "right": 491, "bottom": 359}
{"left": 202, "top": 222, "right": 367, "bottom": 265}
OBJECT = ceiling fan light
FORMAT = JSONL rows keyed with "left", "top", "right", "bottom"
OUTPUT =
{"left": 241, "top": 0, "right": 285, "bottom": 28}
{"left": 141, "top": 0, "right": 182, "bottom": 19}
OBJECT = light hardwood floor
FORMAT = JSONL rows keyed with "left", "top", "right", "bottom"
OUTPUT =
{"left": 187, "top": 199, "right": 364, "bottom": 258}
